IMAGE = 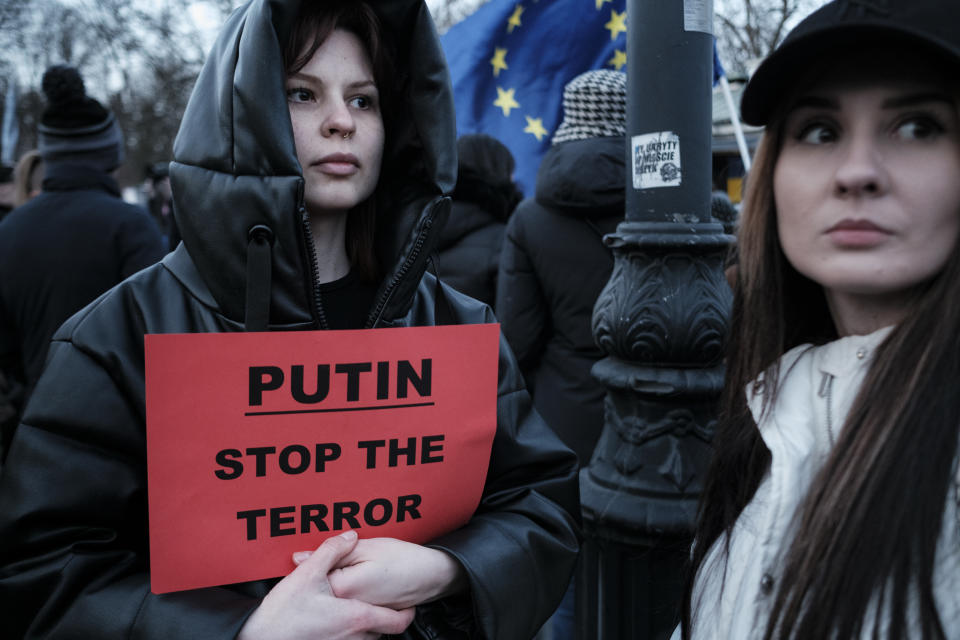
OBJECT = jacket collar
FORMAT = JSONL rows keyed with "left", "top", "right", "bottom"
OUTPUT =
{"left": 42, "top": 163, "right": 121, "bottom": 197}
{"left": 815, "top": 325, "right": 894, "bottom": 379}
{"left": 535, "top": 136, "right": 625, "bottom": 217}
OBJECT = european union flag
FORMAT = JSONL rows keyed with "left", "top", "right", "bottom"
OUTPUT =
{"left": 442, "top": 0, "right": 628, "bottom": 195}
{"left": 713, "top": 39, "right": 726, "bottom": 86}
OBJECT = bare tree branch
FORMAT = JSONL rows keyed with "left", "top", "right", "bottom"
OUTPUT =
{"left": 715, "top": 0, "right": 828, "bottom": 76}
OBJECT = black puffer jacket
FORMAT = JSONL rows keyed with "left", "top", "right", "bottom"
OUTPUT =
{"left": 0, "top": 2, "right": 579, "bottom": 639}
{"left": 496, "top": 137, "right": 623, "bottom": 464}
{"left": 436, "top": 200, "right": 505, "bottom": 307}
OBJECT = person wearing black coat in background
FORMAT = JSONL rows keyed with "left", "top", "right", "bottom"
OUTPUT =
{"left": 0, "top": 66, "right": 165, "bottom": 462}
{"left": 496, "top": 69, "right": 626, "bottom": 465}
{"left": 436, "top": 134, "right": 522, "bottom": 308}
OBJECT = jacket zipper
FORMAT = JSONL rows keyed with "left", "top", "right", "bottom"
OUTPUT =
{"left": 300, "top": 203, "right": 330, "bottom": 330}
{"left": 365, "top": 215, "right": 434, "bottom": 328}
{"left": 818, "top": 371, "right": 836, "bottom": 445}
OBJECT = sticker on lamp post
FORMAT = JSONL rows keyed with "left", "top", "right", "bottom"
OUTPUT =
{"left": 632, "top": 131, "right": 682, "bottom": 190}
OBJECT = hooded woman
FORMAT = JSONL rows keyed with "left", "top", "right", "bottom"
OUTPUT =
{"left": 677, "top": 1, "right": 960, "bottom": 638}
{"left": 0, "top": 2, "right": 579, "bottom": 639}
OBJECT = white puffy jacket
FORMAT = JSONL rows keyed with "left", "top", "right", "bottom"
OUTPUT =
{"left": 676, "top": 327, "right": 960, "bottom": 639}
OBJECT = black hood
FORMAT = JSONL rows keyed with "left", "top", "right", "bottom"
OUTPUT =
{"left": 169, "top": 0, "right": 457, "bottom": 328}
{"left": 534, "top": 136, "right": 625, "bottom": 219}
{"left": 437, "top": 200, "right": 502, "bottom": 250}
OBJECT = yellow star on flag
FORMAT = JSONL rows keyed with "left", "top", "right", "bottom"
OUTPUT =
{"left": 595, "top": 0, "right": 612, "bottom": 9}
{"left": 507, "top": 4, "right": 524, "bottom": 33}
{"left": 490, "top": 47, "right": 508, "bottom": 77}
{"left": 493, "top": 87, "right": 520, "bottom": 117}
{"left": 608, "top": 49, "right": 627, "bottom": 70}
{"left": 523, "top": 116, "right": 549, "bottom": 141}
{"left": 605, "top": 9, "right": 627, "bottom": 40}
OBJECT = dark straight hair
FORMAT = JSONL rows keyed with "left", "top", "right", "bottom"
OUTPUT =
{"left": 283, "top": 0, "right": 396, "bottom": 283}
{"left": 682, "top": 94, "right": 960, "bottom": 640}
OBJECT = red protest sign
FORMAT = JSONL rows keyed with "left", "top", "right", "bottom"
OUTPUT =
{"left": 145, "top": 324, "right": 500, "bottom": 594}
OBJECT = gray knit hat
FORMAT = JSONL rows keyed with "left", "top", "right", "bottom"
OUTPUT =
{"left": 38, "top": 65, "right": 124, "bottom": 171}
{"left": 551, "top": 69, "right": 627, "bottom": 146}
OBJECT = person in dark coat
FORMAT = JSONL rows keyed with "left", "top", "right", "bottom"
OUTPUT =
{"left": 497, "top": 69, "right": 626, "bottom": 465}
{"left": 144, "top": 161, "right": 179, "bottom": 251}
{"left": 0, "top": 2, "right": 580, "bottom": 639}
{"left": 436, "top": 134, "right": 522, "bottom": 308}
{"left": 0, "top": 65, "right": 165, "bottom": 461}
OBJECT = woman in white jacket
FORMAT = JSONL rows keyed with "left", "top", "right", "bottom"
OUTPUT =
{"left": 679, "top": 1, "right": 960, "bottom": 639}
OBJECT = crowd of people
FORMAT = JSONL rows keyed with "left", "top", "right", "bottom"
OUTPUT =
{"left": 0, "top": 0, "right": 957, "bottom": 638}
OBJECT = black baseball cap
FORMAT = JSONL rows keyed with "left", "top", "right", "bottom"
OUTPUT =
{"left": 740, "top": 0, "right": 960, "bottom": 126}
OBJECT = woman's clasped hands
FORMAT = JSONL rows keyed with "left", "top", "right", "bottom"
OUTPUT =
{"left": 238, "top": 530, "right": 467, "bottom": 639}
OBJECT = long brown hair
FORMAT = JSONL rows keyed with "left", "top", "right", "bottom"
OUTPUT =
{"left": 283, "top": 0, "right": 395, "bottom": 282}
{"left": 683, "top": 87, "right": 960, "bottom": 639}
{"left": 13, "top": 150, "right": 43, "bottom": 207}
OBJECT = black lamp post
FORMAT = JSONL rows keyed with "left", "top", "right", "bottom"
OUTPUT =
{"left": 576, "top": 0, "right": 733, "bottom": 637}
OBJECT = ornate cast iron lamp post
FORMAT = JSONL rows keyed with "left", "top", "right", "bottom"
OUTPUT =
{"left": 577, "top": 1, "right": 733, "bottom": 637}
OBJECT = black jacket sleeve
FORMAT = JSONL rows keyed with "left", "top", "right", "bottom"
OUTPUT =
{"left": 426, "top": 297, "right": 580, "bottom": 640}
{"left": 0, "top": 301, "right": 257, "bottom": 639}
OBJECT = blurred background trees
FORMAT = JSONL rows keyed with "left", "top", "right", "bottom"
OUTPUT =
{"left": 0, "top": 0, "right": 826, "bottom": 189}
{"left": 0, "top": 0, "right": 231, "bottom": 186}
{"left": 714, "top": 0, "right": 825, "bottom": 76}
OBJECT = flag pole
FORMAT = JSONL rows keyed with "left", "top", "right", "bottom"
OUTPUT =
{"left": 718, "top": 74, "right": 751, "bottom": 172}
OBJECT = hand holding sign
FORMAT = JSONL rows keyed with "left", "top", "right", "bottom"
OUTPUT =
{"left": 238, "top": 531, "right": 414, "bottom": 640}
{"left": 312, "top": 537, "right": 467, "bottom": 609}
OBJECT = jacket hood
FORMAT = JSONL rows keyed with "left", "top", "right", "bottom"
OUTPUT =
{"left": 170, "top": 0, "right": 457, "bottom": 328}
{"left": 437, "top": 200, "right": 503, "bottom": 250}
{"left": 534, "top": 136, "right": 625, "bottom": 219}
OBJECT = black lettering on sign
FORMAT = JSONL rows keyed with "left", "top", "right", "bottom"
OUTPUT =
{"left": 247, "top": 360, "right": 434, "bottom": 409}
{"left": 301, "top": 504, "right": 329, "bottom": 533}
{"left": 397, "top": 359, "right": 431, "bottom": 398}
{"left": 246, "top": 446, "right": 276, "bottom": 477}
{"left": 216, "top": 443, "right": 341, "bottom": 479}
{"left": 290, "top": 365, "right": 330, "bottom": 403}
{"left": 364, "top": 498, "right": 393, "bottom": 526}
{"left": 389, "top": 437, "right": 417, "bottom": 467}
{"left": 377, "top": 361, "right": 390, "bottom": 399}
{"left": 278, "top": 445, "right": 310, "bottom": 474}
{"left": 236, "top": 495, "right": 424, "bottom": 540}
{"left": 249, "top": 366, "right": 283, "bottom": 405}
{"left": 357, "top": 439, "right": 386, "bottom": 469}
{"left": 271, "top": 506, "right": 297, "bottom": 536}
{"left": 421, "top": 435, "right": 444, "bottom": 463}
{"left": 397, "top": 494, "right": 422, "bottom": 522}
{"left": 334, "top": 363, "right": 372, "bottom": 401}
{"left": 315, "top": 443, "right": 341, "bottom": 472}
{"left": 237, "top": 509, "right": 266, "bottom": 540}
{"left": 333, "top": 501, "right": 361, "bottom": 530}
{"left": 356, "top": 436, "right": 446, "bottom": 469}
{"left": 215, "top": 448, "right": 243, "bottom": 479}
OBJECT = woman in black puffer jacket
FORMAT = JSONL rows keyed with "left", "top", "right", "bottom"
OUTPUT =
{"left": 0, "top": 2, "right": 579, "bottom": 639}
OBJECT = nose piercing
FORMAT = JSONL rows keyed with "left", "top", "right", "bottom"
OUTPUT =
{"left": 342, "top": 132, "right": 352, "bottom": 140}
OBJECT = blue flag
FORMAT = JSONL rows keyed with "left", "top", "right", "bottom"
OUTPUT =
{"left": 713, "top": 39, "right": 726, "bottom": 86}
{"left": 442, "top": 0, "right": 628, "bottom": 195}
